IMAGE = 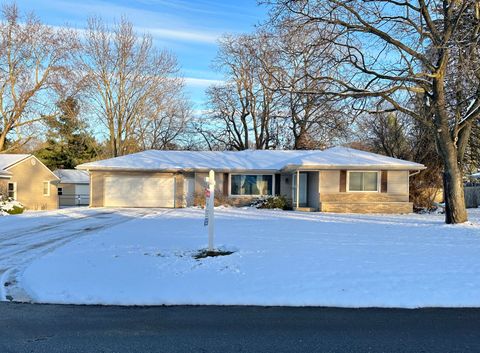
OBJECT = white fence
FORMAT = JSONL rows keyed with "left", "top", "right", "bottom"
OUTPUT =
{"left": 59, "top": 194, "right": 89, "bottom": 207}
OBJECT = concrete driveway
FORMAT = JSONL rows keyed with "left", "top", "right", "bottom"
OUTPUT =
{"left": 0, "top": 208, "right": 158, "bottom": 302}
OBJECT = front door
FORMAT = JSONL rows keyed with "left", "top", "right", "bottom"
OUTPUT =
{"left": 292, "top": 172, "right": 307, "bottom": 207}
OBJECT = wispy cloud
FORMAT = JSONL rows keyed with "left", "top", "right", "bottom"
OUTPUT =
{"left": 16, "top": 0, "right": 265, "bottom": 105}
{"left": 143, "top": 27, "right": 220, "bottom": 44}
{"left": 38, "top": 0, "right": 223, "bottom": 43}
{"left": 184, "top": 77, "right": 224, "bottom": 88}
{"left": 134, "top": 0, "right": 261, "bottom": 18}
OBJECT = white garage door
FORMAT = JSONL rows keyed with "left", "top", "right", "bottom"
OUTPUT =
{"left": 104, "top": 175, "right": 175, "bottom": 207}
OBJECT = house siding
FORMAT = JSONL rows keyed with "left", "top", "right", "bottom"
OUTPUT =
{"left": 319, "top": 170, "right": 412, "bottom": 214}
{"left": 5, "top": 156, "right": 58, "bottom": 210}
{"left": 321, "top": 202, "right": 412, "bottom": 213}
{"left": 174, "top": 174, "right": 184, "bottom": 207}
{"left": 0, "top": 179, "right": 8, "bottom": 195}
{"left": 320, "top": 170, "right": 341, "bottom": 193}
{"left": 279, "top": 173, "right": 293, "bottom": 205}
{"left": 90, "top": 172, "right": 104, "bottom": 207}
{"left": 87, "top": 168, "right": 413, "bottom": 213}
{"left": 387, "top": 170, "right": 409, "bottom": 194}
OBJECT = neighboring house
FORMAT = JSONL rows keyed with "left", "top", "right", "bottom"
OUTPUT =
{"left": 77, "top": 147, "right": 425, "bottom": 214}
{"left": 0, "top": 154, "right": 59, "bottom": 210}
{"left": 0, "top": 170, "right": 11, "bottom": 179}
{"left": 54, "top": 169, "right": 90, "bottom": 207}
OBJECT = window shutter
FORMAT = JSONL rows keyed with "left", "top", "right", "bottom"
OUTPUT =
{"left": 223, "top": 173, "right": 229, "bottom": 196}
{"left": 274, "top": 174, "right": 281, "bottom": 195}
{"left": 339, "top": 170, "right": 347, "bottom": 192}
{"left": 381, "top": 171, "right": 388, "bottom": 193}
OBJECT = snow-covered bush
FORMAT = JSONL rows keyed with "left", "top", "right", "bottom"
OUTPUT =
{"left": 0, "top": 196, "right": 24, "bottom": 215}
{"left": 252, "top": 195, "right": 290, "bottom": 210}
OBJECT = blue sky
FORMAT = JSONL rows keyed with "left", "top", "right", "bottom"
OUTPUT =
{"left": 15, "top": 0, "right": 267, "bottom": 109}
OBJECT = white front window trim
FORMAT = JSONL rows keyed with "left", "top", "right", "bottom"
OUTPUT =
{"left": 43, "top": 181, "right": 51, "bottom": 196}
{"left": 346, "top": 171, "right": 380, "bottom": 193}
{"left": 228, "top": 173, "right": 275, "bottom": 197}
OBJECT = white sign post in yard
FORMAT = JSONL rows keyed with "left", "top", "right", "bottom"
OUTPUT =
{"left": 204, "top": 170, "right": 215, "bottom": 251}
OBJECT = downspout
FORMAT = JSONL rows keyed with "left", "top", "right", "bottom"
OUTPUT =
{"left": 173, "top": 174, "right": 177, "bottom": 208}
{"left": 88, "top": 170, "right": 92, "bottom": 208}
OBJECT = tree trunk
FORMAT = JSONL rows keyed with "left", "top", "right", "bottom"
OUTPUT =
{"left": 432, "top": 76, "right": 468, "bottom": 224}
{"left": 0, "top": 131, "right": 6, "bottom": 152}
{"left": 111, "top": 137, "right": 118, "bottom": 158}
{"left": 443, "top": 163, "right": 467, "bottom": 224}
{"left": 437, "top": 137, "right": 468, "bottom": 224}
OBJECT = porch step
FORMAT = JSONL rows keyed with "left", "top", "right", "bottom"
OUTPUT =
{"left": 294, "top": 207, "right": 317, "bottom": 212}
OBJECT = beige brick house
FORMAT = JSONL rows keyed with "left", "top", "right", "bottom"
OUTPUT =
{"left": 77, "top": 147, "right": 425, "bottom": 214}
{"left": 0, "top": 154, "right": 59, "bottom": 210}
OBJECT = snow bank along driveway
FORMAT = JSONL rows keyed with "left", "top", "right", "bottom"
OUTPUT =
{"left": 6, "top": 207, "right": 480, "bottom": 307}
{"left": 0, "top": 208, "right": 155, "bottom": 301}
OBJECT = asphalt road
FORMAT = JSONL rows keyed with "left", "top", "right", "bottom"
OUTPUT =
{"left": 1, "top": 303, "right": 480, "bottom": 353}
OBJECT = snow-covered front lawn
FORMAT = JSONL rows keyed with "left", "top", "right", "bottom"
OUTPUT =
{"left": 15, "top": 207, "right": 480, "bottom": 307}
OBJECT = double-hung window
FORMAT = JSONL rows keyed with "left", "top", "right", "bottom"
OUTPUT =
{"left": 230, "top": 174, "right": 273, "bottom": 196}
{"left": 348, "top": 171, "right": 379, "bottom": 192}
{"left": 7, "top": 182, "right": 16, "bottom": 200}
{"left": 43, "top": 181, "right": 50, "bottom": 196}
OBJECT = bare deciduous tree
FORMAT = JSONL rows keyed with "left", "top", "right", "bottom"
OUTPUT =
{"left": 261, "top": 22, "right": 351, "bottom": 149}
{"left": 135, "top": 96, "right": 190, "bottom": 150}
{"left": 466, "top": 120, "right": 480, "bottom": 173}
{"left": 0, "top": 3, "right": 78, "bottom": 152}
{"left": 203, "top": 34, "right": 280, "bottom": 150}
{"left": 204, "top": 26, "right": 352, "bottom": 151}
{"left": 267, "top": 0, "right": 480, "bottom": 224}
{"left": 81, "top": 17, "right": 185, "bottom": 157}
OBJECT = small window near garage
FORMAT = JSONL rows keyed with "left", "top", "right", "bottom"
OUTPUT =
{"left": 43, "top": 181, "right": 50, "bottom": 196}
{"left": 7, "top": 182, "right": 16, "bottom": 200}
{"left": 230, "top": 174, "right": 273, "bottom": 196}
{"left": 348, "top": 172, "right": 379, "bottom": 192}
{"left": 57, "top": 187, "right": 63, "bottom": 196}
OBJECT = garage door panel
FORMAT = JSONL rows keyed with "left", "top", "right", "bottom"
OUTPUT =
{"left": 104, "top": 175, "right": 174, "bottom": 207}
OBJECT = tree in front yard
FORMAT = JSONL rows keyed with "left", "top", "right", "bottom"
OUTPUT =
{"left": 266, "top": 0, "right": 480, "bottom": 223}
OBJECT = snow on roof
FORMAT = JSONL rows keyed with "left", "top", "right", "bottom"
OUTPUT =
{"left": 0, "top": 154, "right": 31, "bottom": 170}
{"left": 54, "top": 169, "right": 90, "bottom": 184}
{"left": 77, "top": 147, "right": 425, "bottom": 172}
{"left": 283, "top": 147, "right": 426, "bottom": 170}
